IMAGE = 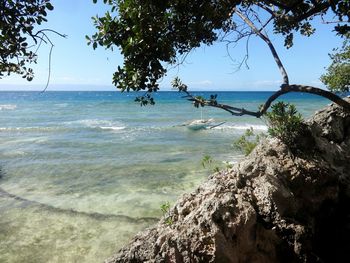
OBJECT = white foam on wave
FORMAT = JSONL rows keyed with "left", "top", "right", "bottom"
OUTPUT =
{"left": 54, "top": 103, "right": 68, "bottom": 107}
{"left": 99, "top": 126, "right": 126, "bottom": 131}
{"left": 0, "top": 104, "right": 17, "bottom": 110}
{"left": 0, "top": 126, "right": 63, "bottom": 132}
{"left": 65, "top": 119, "right": 126, "bottom": 131}
{"left": 0, "top": 127, "right": 29, "bottom": 132}
{"left": 2, "top": 150, "right": 28, "bottom": 157}
{"left": 212, "top": 124, "right": 268, "bottom": 131}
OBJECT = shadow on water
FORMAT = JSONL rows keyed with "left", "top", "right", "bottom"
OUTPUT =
{"left": 0, "top": 165, "right": 158, "bottom": 224}
{"left": 0, "top": 166, "right": 4, "bottom": 180}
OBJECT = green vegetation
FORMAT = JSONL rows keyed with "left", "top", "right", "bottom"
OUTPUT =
{"left": 233, "top": 105, "right": 305, "bottom": 151}
{"left": 160, "top": 201, "right": 173, "bottom": 226}
{"left": 0, "top": 0, "right": 58, "bottom": 81}
{"left": 160, "top": 201, "right": 170, "bottom": 215}
{"left": 233, "top": 128, "right": 265, "bottom": 156}
{"left": 201, "top": 155, "right": 213, "bottom": 169}
{"left": 201, "top": 155, "right": 220, "bottom": 173}
{"left": 201, "top": 155, "right": 232, "bottom": 173}
{"left": 90, "top": 0, "right": 350, "bottom": 114}
{"left": 265, "top": 102, "right": 304, "bottom": 146}
{"left": 1, "top": 1, "right": 349, "bottom": 113}
{"left": 321, "top": 36, "right": 350, "bottom": 92}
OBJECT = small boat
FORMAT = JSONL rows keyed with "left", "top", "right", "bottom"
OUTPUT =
{"left": 181, "top": 108, "right": 226, "bottom": 130}
{"left": 185, "top": 118, "right": 215, "bottom": 130}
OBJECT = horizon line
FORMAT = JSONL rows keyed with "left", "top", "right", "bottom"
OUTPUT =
{"left": 0, "top": 89, "right": 280, "bottom": 92}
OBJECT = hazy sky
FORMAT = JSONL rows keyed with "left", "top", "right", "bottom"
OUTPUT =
{"left": 0, "top": 0, "right": 344, "bottom": 91}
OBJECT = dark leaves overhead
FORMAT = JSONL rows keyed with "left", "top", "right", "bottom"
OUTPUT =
{"left": 89, "top": 0, "right": 350, "bottom": 102}
{"left": 0, "top": 0, "right": 54, "bottom": 81}
{"left": 89, "top": 0, "right": 237, "bottom": 96}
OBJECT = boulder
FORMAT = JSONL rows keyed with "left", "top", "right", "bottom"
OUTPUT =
{"left": 106, "top": 99, "right": 350, "bottom": 263}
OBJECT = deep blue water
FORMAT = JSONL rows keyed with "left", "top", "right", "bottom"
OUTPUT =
{"left": 0, "top": 90, "right": 333, "bottom": 262}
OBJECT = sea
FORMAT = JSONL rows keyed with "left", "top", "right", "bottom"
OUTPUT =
{"left": 0, "top": 91, "right": 331, "bottom": 262}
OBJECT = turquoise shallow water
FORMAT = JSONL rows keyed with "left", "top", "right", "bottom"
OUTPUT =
{"left": 0, "top": 91, "right": 331, "bottom": 262}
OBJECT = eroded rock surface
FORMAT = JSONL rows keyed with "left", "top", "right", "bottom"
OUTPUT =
{"left": 106, "top": 100, "right": 350, "bottom": 263}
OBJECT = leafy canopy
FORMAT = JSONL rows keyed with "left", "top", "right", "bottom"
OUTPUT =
{"left": 89, "top": 0, "right": 350, "bottom": 105}
{"left": 0, "top": 0, "right": 54, "bottom": 81}
{"left": 321, "top": 36, "right": 350, "bottom": 92}
{"left": 265, "top": 102, "right": 304, "bottom": 146}
{"left": 233, "top": 128, "right": 265, "bottom": 156}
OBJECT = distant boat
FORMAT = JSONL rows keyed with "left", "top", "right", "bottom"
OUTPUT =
{"left": 181, "top": 118, "right": 226, "bottom": 130}
{"left": 185, "top": 118, "right": 215, "bottom": 130}
{"left": 182, "top": 108, "right": 225, "bottom": 130}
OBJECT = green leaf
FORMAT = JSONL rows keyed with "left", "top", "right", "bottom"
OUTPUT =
{"left": 46, "top": 2, "right": 54, "bottom": 11}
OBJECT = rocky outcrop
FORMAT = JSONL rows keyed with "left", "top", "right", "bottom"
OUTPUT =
{"left": 106, "top": 100, "right": 350, "bottom": 263}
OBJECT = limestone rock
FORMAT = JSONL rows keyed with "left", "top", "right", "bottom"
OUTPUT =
{"left": 106, "top": 100, "right": 350, "bottom": 263}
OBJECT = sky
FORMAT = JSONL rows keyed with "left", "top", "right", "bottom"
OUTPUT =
{"left": 0, "top": 0, "right": 345, "bottom": 91}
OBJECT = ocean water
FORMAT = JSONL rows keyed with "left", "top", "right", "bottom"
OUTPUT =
{"left": 0, "top": 91, "right": 330, "bottom": 262}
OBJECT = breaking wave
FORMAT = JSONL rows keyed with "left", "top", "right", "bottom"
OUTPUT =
{"left": 0, "top": 104, "right": 17, "bottom": 110}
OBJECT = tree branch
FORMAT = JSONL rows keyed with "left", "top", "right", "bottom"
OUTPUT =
{"left": 178, "top": 84, "right": 350, "bottom": 118}
{"left": 262, "top": 0, "right": 290, "bottom": 10}
{"left": 34, "top": 29, "right": 67, "bottom": 39}
{"left": 256, "top": 3, "right": 276, "bottom": 17}
{"left": 259, "top": 84, "right": 350, "bottom": 115}
{"left": 282, "top": 84, "right": 350, "bottom": 111}
{"left": 289, "top": 2, "right": 330, "bottom": 24}
{"left": 235, "top": 9, "right": 289, "bottom": 85}
{"left": 181, "top": 89, "right": 260, "bottom": 117}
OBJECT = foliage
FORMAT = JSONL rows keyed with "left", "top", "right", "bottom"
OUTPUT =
{"left": 201, "top": 154, "right": 220, "bottom": 173}
{"left": 321, "top": 36, "right": 350, "bottom": 92}
{"left": 201, "top": 155, "right": 213, "bottom": 168}
{"left": 201, "top": 154, "right": 232, "bottom": 173}
{"left": 160, "top": 201, "right": 173, "bottom": 225}
{"left": 265, "top": 102, "right": 304, "bottom": 146}
{"left": 0, "top": 0, "right": 55, "bottom": 81}
{"left": 233, "top": 128, "right": 265, "bottom": 156}
{"left": 89, "top": 0, "right": 350, "bottom": 105}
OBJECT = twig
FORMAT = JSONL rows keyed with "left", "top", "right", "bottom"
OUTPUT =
{"left": 235, "top": 9, "right": 289, "bottom": 85}
{"left": 36, "top": 30, "right": 67, "bottom": 93}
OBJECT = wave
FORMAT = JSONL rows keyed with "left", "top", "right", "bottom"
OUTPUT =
{"left": 0, "top": 126, "right": 66, "bottom": 132}
{"left": 1, "top": 150, "right": 27, "bottom": 157}
{"left": 99, "top": 126, "right": 126, "bottom": 131}
{"left": 54, "top": 103, "right": 69, "bottom": 107}
{"left": 64, "top": 119, "right": 126, "bottom": 131}
{"left": 212, "top": 124, "right": 268, "bottom": 131}
{"left": 0, "top": 119, "right": 127, "bottom": 133}
{"left": 0, "top": 104, "right": 17, "bottom": 110}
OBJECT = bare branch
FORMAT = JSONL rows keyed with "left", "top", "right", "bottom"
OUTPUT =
{"left": 235, "top": 9, "right": 289, "bottom": 85}
{"left": 40, "top": 40, "right": 54, "bottom": 93}
{"left": 282, "top": 84, "right": 350, "bottom": 111}
{"left": 223, "top": 32, "right": 252, "bottom": 71}
{"left": 38, "top": 31, "right": 59, "bottom": 93}
{"left": 178, "top": 84, "right": 350, "bottom": 118}
{"left": 258, "top": 84, "right": 350, "bottom": 115}
{"left": 256, "top": 2, "right": 276, "bottom": 17}
{"left": 321, "top": 14, "right": 348, "bottom": 24}
{"left": 181, "top": 89, "right": 260, "bottom": 117}
{"left": 35, "top": 29, "right": 67, "bottom": 39}
{"left": 259, "top": 15, "right": 275, "bottom": 33}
